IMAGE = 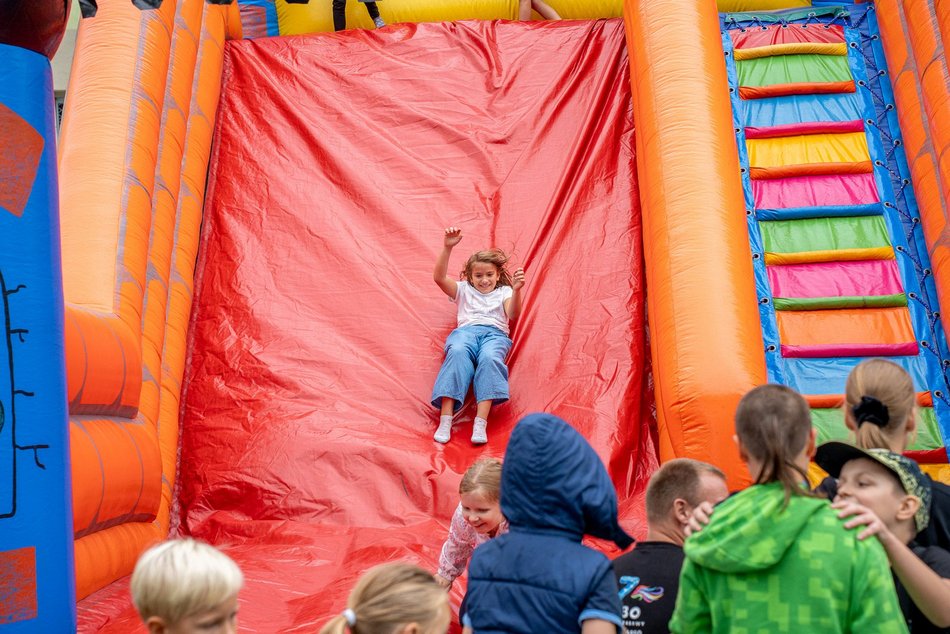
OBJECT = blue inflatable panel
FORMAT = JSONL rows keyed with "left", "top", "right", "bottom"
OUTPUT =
{"left": 0, "top": 43, "right": 74, "bottom": 631}
{"left": 779, "top": 354, "right": 931, "bottom": 396}
{"left": 740, "top": 92, "right": 864, "bottom": 129}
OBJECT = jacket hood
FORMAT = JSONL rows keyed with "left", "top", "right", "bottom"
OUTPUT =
{"left": 684, "top": 482, "right": 829, "bottom": 573}
{"left": 500, "top": 413, "right": 633, "bottom": 549}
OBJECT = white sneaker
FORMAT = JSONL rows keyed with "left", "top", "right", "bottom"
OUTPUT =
{"left": 434, "top": 417, "right": 452, "bottom": 444}
{"left": 471, "top": 418, "right": 488, "bottom": 445}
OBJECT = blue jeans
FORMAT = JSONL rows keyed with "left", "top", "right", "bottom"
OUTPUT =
{"left": 431, "top": 325, "right": 513, "bottom": 411}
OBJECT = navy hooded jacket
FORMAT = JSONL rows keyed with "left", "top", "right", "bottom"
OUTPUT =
{"left": 463, "top": 413, "right": 633, "bottom": 633}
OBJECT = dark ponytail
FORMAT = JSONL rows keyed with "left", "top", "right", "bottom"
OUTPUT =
{"left": 735, "top": 385, "right": 819, "bottom": 507}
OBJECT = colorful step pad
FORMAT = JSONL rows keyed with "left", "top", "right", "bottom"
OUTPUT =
{"left": 747, "top": 130, "right": 869, "bottom": 168}
{"left": 736, "top": 54, "right": 852, "bottom": 86}
{"left": 776, "top": 308, "right": 917, "bottom": 357}
{"left": 753, "top": 172, "right": 878, "bottom": 209}
{"left": 769, "top": 260, "right": 906, "bottom": 309}
{"left": 734, "top": 42, "right": 847, "bottom": 61}
{"left": 760, "top": 215, "right": 889, "bottom": 257}
{"left": 745, "top": 119, "right": 864, "bottom": 138}
{"left": 731, "top": 23, "right": 846, "bottom": 49}
{"left": 732, "top": 23, "right": 853, "bottom": 99}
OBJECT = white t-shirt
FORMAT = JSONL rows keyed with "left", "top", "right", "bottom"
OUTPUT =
{"left": 453, "top": 281, "right": 513, "bottom": 335}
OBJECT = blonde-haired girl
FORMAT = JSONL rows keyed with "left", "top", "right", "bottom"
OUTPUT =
{"left": 321, "top": 563, "right": 450, "bottom": 634}
{"left": 844, "top": 358, "right": 917, "bottom": 451}
{"left": 431, "top": 227, "right": 525, "bottom": 445}
{"left": 435, "top": 458, "right": 508, "bottom": 588}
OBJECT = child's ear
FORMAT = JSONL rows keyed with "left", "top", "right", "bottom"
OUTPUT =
{"left": 807, "top": 427, "right": 817, "bottom": 459}
{"left": 398, "top": 624, "right": 420, "bottom": 634}
{"left": 896, "top": 495, "right": 922, "bottom": 525}
{"left": 145, "top": 617, "right": 168, "bottom": 634}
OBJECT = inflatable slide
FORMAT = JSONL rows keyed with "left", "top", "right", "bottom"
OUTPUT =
{"left": 0, "top": 0, "right": 948, "bottom": 631}
{"left": 628, "top": 0, "right": 950, "bottom": 486}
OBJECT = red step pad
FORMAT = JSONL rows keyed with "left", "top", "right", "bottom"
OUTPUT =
{"left": 731, "top": 23, "right": 845, "bottom": 50}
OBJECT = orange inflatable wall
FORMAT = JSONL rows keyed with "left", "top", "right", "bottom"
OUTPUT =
{"left": 58, "top": 0, "right": 239, "bottom": 599}
{"left": 875, "top": 0, "right": 950, "bottom": 380}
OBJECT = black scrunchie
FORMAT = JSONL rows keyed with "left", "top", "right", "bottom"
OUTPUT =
{"left": 853, "top": 395, "right": 889, "bottom": 428}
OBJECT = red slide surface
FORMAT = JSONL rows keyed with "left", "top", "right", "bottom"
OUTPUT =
{"left": 77, "top": 19, "right": 653, "bottom": 632}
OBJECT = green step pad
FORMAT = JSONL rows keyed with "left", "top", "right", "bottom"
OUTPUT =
{"left": 812, "top": 406, "right": 944, "bottom": 452}
{"left": 773, "top": 294, "right": 908, "bottom": 311}
{"left": 736, "top": 53, "right": 853, "bottom": 87}
{"left": 760, "top": 215, "right": 891, "bottom": 255}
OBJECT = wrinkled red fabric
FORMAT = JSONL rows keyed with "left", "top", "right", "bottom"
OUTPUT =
{"left": 76, "top": 19, "right": 654, "bottom": 632}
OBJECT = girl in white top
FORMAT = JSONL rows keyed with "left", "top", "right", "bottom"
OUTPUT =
{"left": 431, "top": 227, "right": 525, "bottom": 444}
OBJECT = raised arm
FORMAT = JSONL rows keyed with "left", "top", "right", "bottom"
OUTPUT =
{"left": 434, "top": 227, "right": 462, "bottom": 299}
{"left": 504, "top": 267, "right": 525, "bottom": 321}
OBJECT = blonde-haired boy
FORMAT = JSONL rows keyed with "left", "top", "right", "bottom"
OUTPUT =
{"left": 131, "top": 538, "right": 244, "bottom": 634}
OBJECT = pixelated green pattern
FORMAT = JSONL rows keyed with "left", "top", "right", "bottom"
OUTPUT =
{"left": 670, "top": 485, "right": 908, "bottom": 633}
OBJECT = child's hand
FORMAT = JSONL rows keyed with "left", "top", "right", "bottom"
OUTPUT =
{"left": 832, "top": 499, "right": 895, "bottom": 544}
{"left": 444, "top": 227, "right": 463, "bottom": 248}
{"left": 512, "top": 267, "right": 525, "bottom": 290}
{"left": 434, "top": 574, "right": 452, "bottom": 590}
{"left": 684, "top": 501, "right": 715, "bottom": 537}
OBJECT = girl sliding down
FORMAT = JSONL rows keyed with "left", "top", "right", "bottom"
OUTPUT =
{"left": 431, "top": 227, "right": 524, "bottom": 444}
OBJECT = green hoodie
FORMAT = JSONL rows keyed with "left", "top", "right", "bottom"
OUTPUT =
{"left": 670, "top": 482, "right": 908, "bottom": 633}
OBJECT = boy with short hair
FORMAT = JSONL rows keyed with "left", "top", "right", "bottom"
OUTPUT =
{"left": 816, "top": 442, "right": 950, "bottom": 632}
{"left": 613, "top": 459, "right": 729, "bottom": 634}
{"left": 130, "top": 538, "right": 244, "bottom": 634}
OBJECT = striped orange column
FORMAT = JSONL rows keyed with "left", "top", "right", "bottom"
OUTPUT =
{"left": 155, "top": 1, "right": 233, "bottom": 530}
{"left": 623, "top": 0, "right": 766, "bottom": 489}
